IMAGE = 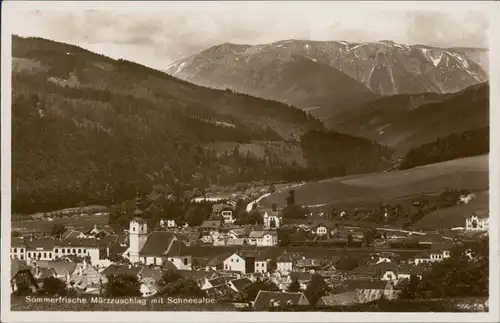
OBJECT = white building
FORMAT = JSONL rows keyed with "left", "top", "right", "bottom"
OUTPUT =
{"left": 248, "top": 231, "right": 278, "bottom": 247}
{"left": 223, "top": 252, "right": 246, "bottom": 273}
{"left": 160, "top": 219, "right": 176, "bottom": 228}
{"left": 263, "top": 210, "right": 282, "bottom": 229}
{"left": 123, "top": 196, "right": 192, "bottom": 270}
{"left": 466, "top": 211, "right": 489, "bottom": 232}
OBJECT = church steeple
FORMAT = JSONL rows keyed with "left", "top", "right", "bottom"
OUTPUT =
{"left": 133, "top": 190, "right": 144, "bottom": 217}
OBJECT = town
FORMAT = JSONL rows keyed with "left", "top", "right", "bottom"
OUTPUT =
{"left": 10, "top": 187, "right": 489, "bottom": 312}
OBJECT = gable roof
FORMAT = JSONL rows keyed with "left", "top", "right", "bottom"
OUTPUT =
{"left": 343, "top": 279, "right": 389, "bottom": 291}
{"left": 290, "top": 271, "right": 313, "bottom": 281}
{"left": 138, "top": 231, "right": 176, "bottom": 256}
{"left": 230, "top": 278, "right": 252, "bottom": 292}
{"left": 253, "top": 291, "right": 309, "bottom": 310}
{"left": 249, "top": 231, "right": 265, "bottom": 238}
{"left": 11, "top": 259, "right": 31, "bottom": 279}
{"left": 62, "top": 230, "right": 84, "bottom": 240}
{"left": 164, "top": 241, "right": 189, "bottom": 257}
{"left": 33, "top": 260, "right": 78, "bottom": 277}
{"left": 102, "top": 264, "right": 142, "bottom": 277}
{"left": 208, "top": 277, "right": 228, "bottom": 287}
{"left": 200, "top": 221, "right": 222, "bottom": 229}
{"left": 26, "top": 239, "right": 58, "bottom": 250}
{"left": 205, "top": 283, "right": 234, "bottom": 298}
{"left": 317, "top": 291, "right": 359, "bottom": 307}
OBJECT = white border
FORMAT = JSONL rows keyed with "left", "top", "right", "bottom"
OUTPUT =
{"left": 1, "top": 1, "right": 499, "bottom": 322}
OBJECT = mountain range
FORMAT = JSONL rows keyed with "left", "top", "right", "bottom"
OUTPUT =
{"left": 329, "top": 82, "right": 489, "bottom": 152}
{"left": 166, "top": 40, "right": 488, "bottom": 120}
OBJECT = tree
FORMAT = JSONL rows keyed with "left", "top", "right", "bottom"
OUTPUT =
{"left": 51, "top": 224, "right": 66, "bottom": 238}
{"left": 103, "top": 274, "right": 142, "bottom": 297}
{"left": 238, "top": 279, "right": 279, "bottom": 302}
{"left": 399, "top": 275, "right": 422, "bottom": 300}
{"left": 278, "top": 228, "right": 291, "bottom": 247}
{"left": 158, "top": 269, "right": 182, "bottom": 287}
{"left": 162, "top": 278, "right": 205, "bottom": 297}
{"left": 335, "top": 257, "right": 359, "bottom": 271}
{"left": 287, "top": 278, "right": 301, "bottom": 292}
{"left": 39, "top": 276, "right": 67, "bottom": 296}
{"left": 304, "top": 274, "right": 329, "bottom": 307}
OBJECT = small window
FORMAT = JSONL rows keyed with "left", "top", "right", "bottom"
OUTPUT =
{"left": 184, "top": 258, "right": 188, "bottom": 266}
{"left": 55, "top": 249, "right": 59, "bottom": 253}
{"left": 20, "top": 248, "right": 24, "bottom": 253}
{"left": 132, "top": 227, "right": 135, "bottom": 232}
{"left": 73, "top": 249, "right": 76, "bottom": 253}
{"left": 13, "top": 248, "right": 17, "bottom": 253}
{"left": 49, "top": 253, "right": 52, "bottom": 258}
{"left": 236, "top": 258, "right": 239, "bottom": 263}
{"left": 78, "top": 249, "right": 81, "bottom": 254}
{"left": 43, "top": 252, "right": 47, "bottom": 258}
{"left": 67, "top": 248, "right": 71, "bottom": 253}
{"left": 28, "top": 252, "right": 31, "bottom": 258}
{"left": 231, "top": 258, "right": 233, "bottom": 262}
{"left": 20, "top": 255, "right": 24, "bottom": 260}
{"left": 62, "top": 249, "right": 65, "bottom": 254}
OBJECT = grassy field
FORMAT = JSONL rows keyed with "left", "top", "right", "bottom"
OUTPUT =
{"left": 260, "top": 155, "right": 489, "bottom": 211}
{"left": 11, "top": 214, "right": 109, "bottom": 235}
{"left": 411, "top": 190, "right": 489, "bottom": 230}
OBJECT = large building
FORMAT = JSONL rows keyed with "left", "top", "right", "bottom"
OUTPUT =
{"left": 10, "top": 237, "right": 110, "bottom": 267}
{"left": 465, "top": 211, "right": 489, "bottom": 232}
{"left": 122, "top": 195, "right": 192, "bottom": 270}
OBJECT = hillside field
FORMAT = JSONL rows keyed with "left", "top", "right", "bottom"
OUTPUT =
{"left": 259, "top": 155, "right": 489, "bottom": 210}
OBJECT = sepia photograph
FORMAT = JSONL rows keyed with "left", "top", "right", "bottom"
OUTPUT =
{"left": 1, "top": 1, "right": 499, "bottom": 322}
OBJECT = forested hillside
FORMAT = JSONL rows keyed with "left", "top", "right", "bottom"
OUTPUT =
{"left": 399, "top": 127, "right": 489, "bottom": 170}
{"left": 12, "top": 36, "right": 394, "bottom": 214}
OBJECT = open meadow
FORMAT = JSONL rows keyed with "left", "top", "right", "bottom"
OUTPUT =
{"left": 260, "top": 155, "right": 489, "bottom": 210}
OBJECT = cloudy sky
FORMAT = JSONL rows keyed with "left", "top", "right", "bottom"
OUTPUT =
{"left": 9, "top": 2, "right": 489, "bottom": 70}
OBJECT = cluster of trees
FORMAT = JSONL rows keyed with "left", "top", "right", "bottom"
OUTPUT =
{"left": 399, "top": 127, "right": 489, "bottom": 170}
{"left": 401, "top": 239, "right": 488, "bottom": 299}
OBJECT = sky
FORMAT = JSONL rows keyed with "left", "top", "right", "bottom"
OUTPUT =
{"left": 8, "top": 2, "right": 490, "bottom": 70}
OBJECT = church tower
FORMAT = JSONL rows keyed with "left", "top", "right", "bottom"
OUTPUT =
{"left": 128, "top": 192, "right": 148, "bottom": 263}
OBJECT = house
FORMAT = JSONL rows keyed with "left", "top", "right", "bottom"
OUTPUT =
{"left": 249, "top": 231, "right": 278, "bottom": 247}
{"left": 276, "top": 253, "right": 293, "bottom": 274}
{"left": 204, "top": 283, "right": 235, "bottom": 299}
{"left": 160, "top": 219, "right": 176, "bottom": 228}
{"left": 466, "top": 211, "right": 489, "bottom": 232}
{"left": 69, "top": 262, "right": 108, "bottom": 295}
{"left": 226, "top": 238, "right": 246, "bottom": 246}
{"left": 317, "top": 291, "right": 360, "bottom": 307}
{"left": 62, "top": 230, "right": 86, "bottom": 240}
{"left": 86, "top": 224, "right": 110, "bottom": 238}
{"left": 253, "top": 291, "right": 309, "bottom": 310}
{"left": 21, "top": 237, "right": 110, "bottom": 268}
{"left": 315, "top": 224, "right": 331, "bottom": 237}
{"left": 30, "top": 266, "right": 57, "bottom": 287}
{"left": 341, "top": 279, "right": 398, "bottom": 303}
{"left": 140, "top": 277, "right": 158, "bottom": 297}
{"left": 32, "top": 260, "right": 78, "bottom": 283}
{"left": 294, "top": 258, "right": 323, "bottom": 272}
{"left": 123, "top": 212, "right": 191, "bottom": 270}
{"left": 289, "top": 272, "right": 313, "bottom": 290}
{"left": 201, "top": 277, "right": 229, "bottom": 290}
{"left": 229, "top": 277, "right": 252, "bottom": 293}
{"left": 11, "top": 259, "right": 38, "bottom": 294}
{"left": 263, "top": 208, "right": 282, "bottom": 229}
{"left": 199, "top": 220, "right": 223, "bottom": 236}
{"left": 178, "top": 270, "right": 218, "bottom": 288}
{"left": 10, "top": 238, "right": 27, "bottom": 261}
{"left": 205, "top": 253, "right": 231, "bottom": 271}
{"left": 254, "top": 255, "right": 269, "bottom": 274}
{"left": 228, "top": 228, "right": 247, "bottom": 239}
{"left": 212, "top": 204, "right": 235, "bottom": 224}
{"left": 413, "top": 248, "right": 451, "bottom": 265}
{"left": 223, "top": 252, "right": 246, "bottom": 273}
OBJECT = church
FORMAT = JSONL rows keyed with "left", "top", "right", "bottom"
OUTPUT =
{"left": 122, "top": 195, "right": 192, "bottom": 270}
